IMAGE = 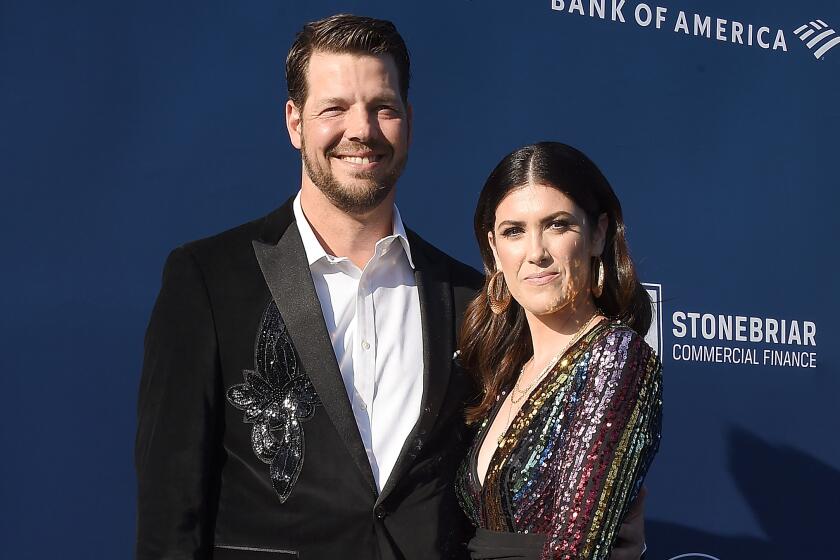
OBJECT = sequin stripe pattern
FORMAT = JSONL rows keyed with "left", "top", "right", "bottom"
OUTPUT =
{"left": 496, "top": 348, "right": 591, "bottom": 532}
{"left": 538, "top": 331, "right": 636, "bottom": 558}
{"left": 226, "top": 301, "right": 321, "bottom": 503}
{"left": 454, "top": 324, "right": 604, "bottom": 532}
{"left": 582, "top": 346, "right": 661, "bottom": 560}
{"left": 511, "top": 347, "right": 597, "bottom": 542}
{"left": 477, "top": 324, "right": 610, "bottom": 534}
{"left": 559, "top": 334, "right": 661, "bottom": 560}
{"left": 457, "top": 322, "right": 662, "bottom": 560}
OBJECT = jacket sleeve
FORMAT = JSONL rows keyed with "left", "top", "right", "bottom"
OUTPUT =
{"left": 544, "top": 329, "right": 662, "bottom": 560}
{"left": 135, "top": 246, "right": 223, "bottom": 559}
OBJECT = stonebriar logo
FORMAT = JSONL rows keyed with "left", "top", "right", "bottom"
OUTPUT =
{"left": 549, "top": 0, "right": 836, "bottom": 61}
{"left": 640, "top": 283, "right": 818, "bottom": 369}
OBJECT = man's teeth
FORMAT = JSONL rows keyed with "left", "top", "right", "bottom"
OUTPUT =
{"left": 340, "top": 155, "right": 379, "bottom": 164}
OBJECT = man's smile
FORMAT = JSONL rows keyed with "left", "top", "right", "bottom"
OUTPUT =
{"left": 332, "top": 152, "right": 386, "bottom": 169}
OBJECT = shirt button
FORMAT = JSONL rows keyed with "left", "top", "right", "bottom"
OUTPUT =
{"left": 361, "top": 340, "right": 371, "bottom": 350}
{"left": 360, "top": 401, "right": 367, "bottom": 410}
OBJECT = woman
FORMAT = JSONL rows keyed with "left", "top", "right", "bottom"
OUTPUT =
{"left": 456, "top": 142, "right": 662, "bottom": 560}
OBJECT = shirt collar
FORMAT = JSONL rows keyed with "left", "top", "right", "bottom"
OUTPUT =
{"left": 292, "top": 191, "right": 415, "bottom": 270}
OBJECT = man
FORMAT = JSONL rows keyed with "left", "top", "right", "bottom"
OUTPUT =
{"left": 136, "top": 14, "right": 646, "bottom": 560}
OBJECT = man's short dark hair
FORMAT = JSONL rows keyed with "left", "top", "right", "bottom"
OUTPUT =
{"left": 286, "top": 14, "right": 411, "bottom": 109}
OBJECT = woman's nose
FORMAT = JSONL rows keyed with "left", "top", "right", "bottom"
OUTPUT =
{"left": 526, "top": 233, "right": 550, "bottom": 264}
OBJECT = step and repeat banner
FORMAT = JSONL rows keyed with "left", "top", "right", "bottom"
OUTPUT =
{"left": 2, "top": 0, "right": 837, "bottom": 558}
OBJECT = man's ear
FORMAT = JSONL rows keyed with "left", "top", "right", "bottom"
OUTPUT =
{"left": 285, "top": 99, "right": 302, "bottom": 149}
{"left": 406, "top": 102, "right": 413, "bottom": 146}
{"left": 592, "top": 213, "right": 609, "bottom": 256}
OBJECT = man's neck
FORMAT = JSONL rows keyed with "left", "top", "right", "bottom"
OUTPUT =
{"left": 299, "top": 182, "right": 395, "bottom": 270}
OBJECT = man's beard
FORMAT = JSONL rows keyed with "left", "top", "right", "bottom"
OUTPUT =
{"left": 301, "top": 137, "right": 407, "bottom": 215}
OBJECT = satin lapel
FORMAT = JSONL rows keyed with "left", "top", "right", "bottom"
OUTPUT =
{"left": 252, "top": 225, "right": 377, "bottom": 493}
{"left": 376, "top": 234, "right": 453, "bottom": 505}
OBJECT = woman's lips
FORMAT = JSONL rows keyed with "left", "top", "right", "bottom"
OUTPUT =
{"left": 523, "top": 272, "right": 560, "bottom": 286}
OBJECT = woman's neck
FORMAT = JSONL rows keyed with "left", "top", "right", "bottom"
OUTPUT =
{"left": 525, "top": 297, "right": 601, "bottom": 366}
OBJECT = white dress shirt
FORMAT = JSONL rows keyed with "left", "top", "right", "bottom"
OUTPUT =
{"left": 292, "top": 193, "right": 424, "bottom": 491}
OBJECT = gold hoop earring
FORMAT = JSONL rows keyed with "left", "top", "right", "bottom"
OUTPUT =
{"left": 591, "top": 257, "right": 605, "bottom": 298}
{"left": 487, "top": 271, "right": 511, "bottom": 315}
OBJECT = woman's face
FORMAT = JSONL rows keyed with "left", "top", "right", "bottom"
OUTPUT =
{"left": 489, "top": 183, "right": 607, "bottom": 318}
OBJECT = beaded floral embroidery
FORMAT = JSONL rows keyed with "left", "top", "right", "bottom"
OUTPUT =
{"left": 227, "top": 301, "right": 320, "bottom": 502}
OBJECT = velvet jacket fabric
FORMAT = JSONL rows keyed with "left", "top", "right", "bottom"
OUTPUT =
{"left": 135, "top": 198, "right": 483, "bottom": 560}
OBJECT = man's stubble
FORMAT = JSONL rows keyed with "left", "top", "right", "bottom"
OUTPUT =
{"left": 300, "top": 133, "right": 408, "bottom": 215}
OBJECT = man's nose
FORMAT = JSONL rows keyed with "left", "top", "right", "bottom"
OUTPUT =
{"left": 345, "top": 107, "right": 378, "bottom": 143}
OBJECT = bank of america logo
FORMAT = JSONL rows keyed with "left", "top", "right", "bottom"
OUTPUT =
{"left": 642, "top": 283, "right": 663, "bottom": 357}
{"left": 794, "top": 20, "right": 840, "bottom": 59}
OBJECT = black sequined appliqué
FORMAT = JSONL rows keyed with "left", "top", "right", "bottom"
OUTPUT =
{"left": 226, "top": 301, "right": 320, "bottom": 502}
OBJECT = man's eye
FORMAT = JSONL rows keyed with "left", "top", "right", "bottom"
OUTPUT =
{"left": 377, "top": 105, "right": 400, "bottom": 116}
{"left": 321, "top": 107, "right": 344, "bottom": 115}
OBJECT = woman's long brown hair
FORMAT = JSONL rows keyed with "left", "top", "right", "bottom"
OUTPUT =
{"left": 459, "top": 142, "right": 652, "bottom": 424}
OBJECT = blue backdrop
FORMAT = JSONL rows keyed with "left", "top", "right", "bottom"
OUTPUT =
{"left": 2, "top": 1, "right": 838, "bottom": 558}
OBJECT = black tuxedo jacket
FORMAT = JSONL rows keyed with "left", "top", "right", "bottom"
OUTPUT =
{"left": 136, "top": 198, "right": 483, "bottom": 560}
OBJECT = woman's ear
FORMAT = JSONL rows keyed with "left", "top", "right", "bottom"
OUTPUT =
{"left": 488, "top": 230, "right": 502, "bottom": 272}
{"left": 591, "top": 213, "right": 608, "bottom": 256}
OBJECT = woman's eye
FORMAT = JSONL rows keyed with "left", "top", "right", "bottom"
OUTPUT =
{"left": 501, "top": 227, "right": 523, "bottom": 237}
{"left": 549, "top": 220, "right": 571, "bottom": 231}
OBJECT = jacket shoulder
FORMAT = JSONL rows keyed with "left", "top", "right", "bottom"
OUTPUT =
{"left": 178, "top": 198, "right": 295, "bottom": 265}
{"left": 407, "top": 230, "right": 483, "bottom": 291}
{"left": 158, "top": 210, "right": 283, "bottom": 294}
{"left": 180, "top": 216, "right": 264, "bottom": 260}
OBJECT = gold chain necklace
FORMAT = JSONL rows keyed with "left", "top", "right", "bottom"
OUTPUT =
{"left": 498, "top": 314, "right": 600, "bottom": 446}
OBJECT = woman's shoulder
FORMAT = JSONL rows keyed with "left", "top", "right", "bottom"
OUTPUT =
{"left": 572, "top": 320, "right": 663, "bottom": 396}
{"left": 585, "top": 320, "right": 660, "bottom": 365}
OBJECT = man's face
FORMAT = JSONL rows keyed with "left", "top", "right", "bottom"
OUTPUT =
{"left": 286, "top": 51, "right": 411, "bottom": 215}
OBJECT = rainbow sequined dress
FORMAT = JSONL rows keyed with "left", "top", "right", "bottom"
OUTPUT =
{"left": 456, "top": 321, "right": 663, "bottom": 560}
